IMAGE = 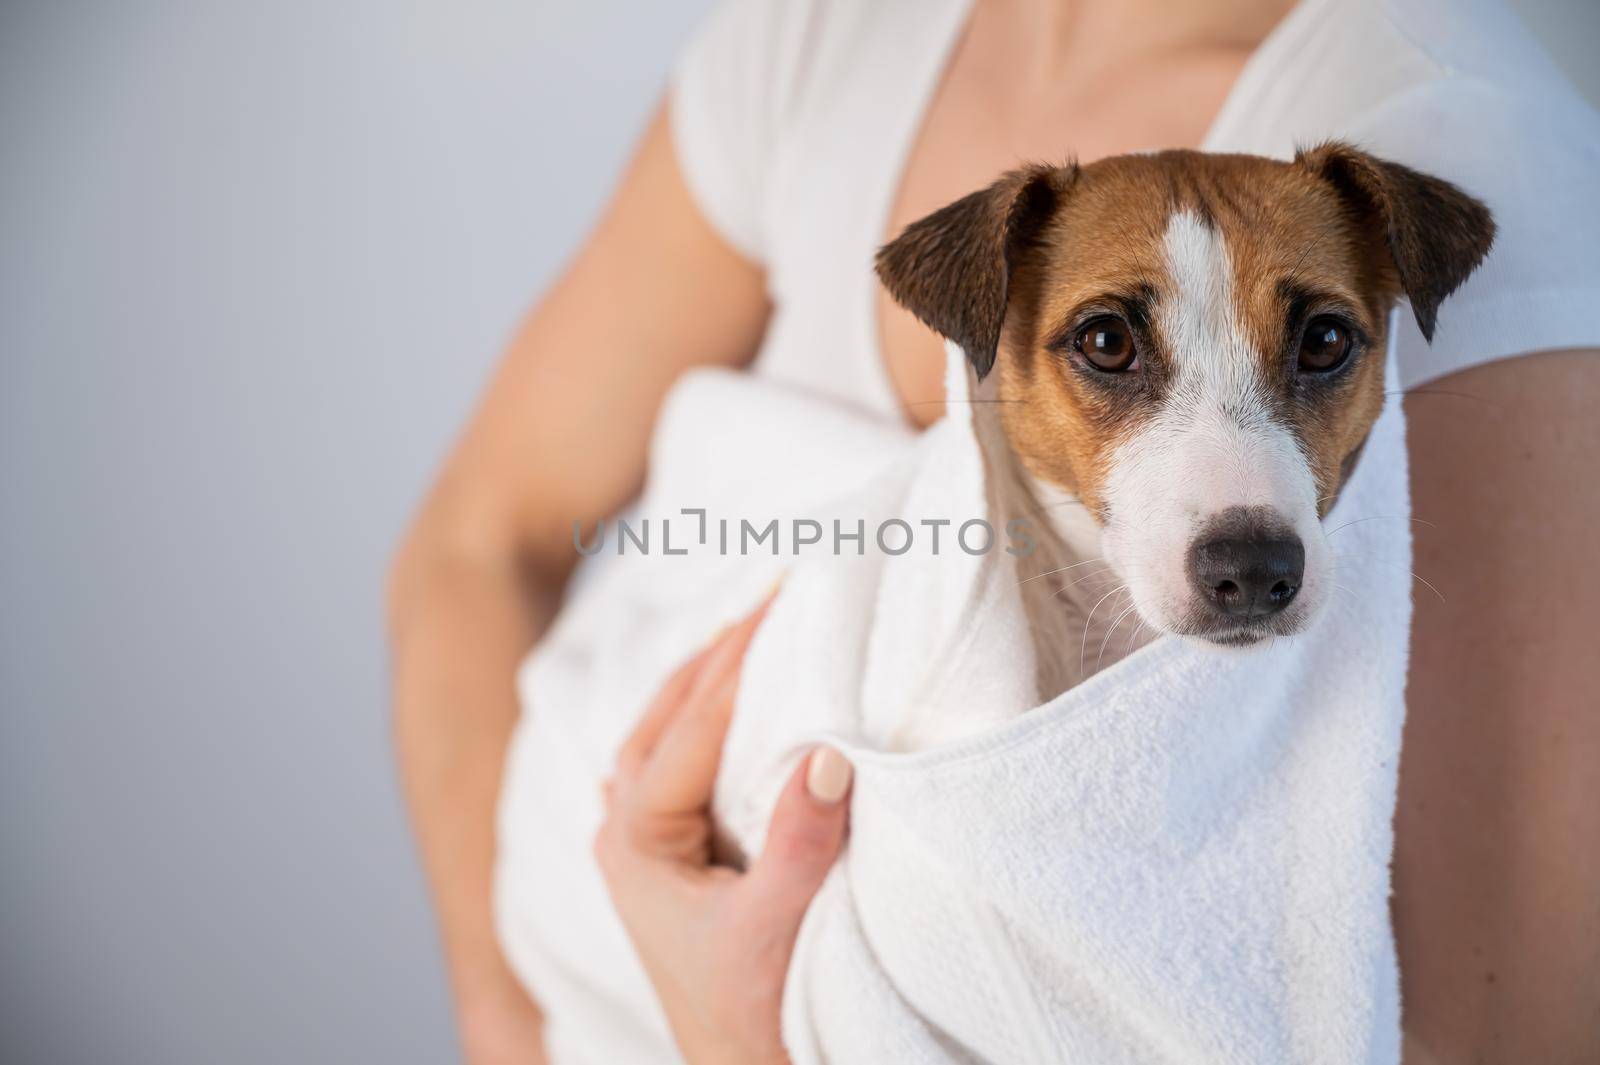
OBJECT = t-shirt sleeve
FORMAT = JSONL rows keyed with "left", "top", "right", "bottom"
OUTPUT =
{"left": 669, "top": 0, "right": 810, "bottom": 264}
{"left": 1344, "top": 78, "right": 1600, "bottom": 388}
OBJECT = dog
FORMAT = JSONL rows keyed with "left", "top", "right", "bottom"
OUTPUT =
{"left": 875, "top": 144, "right": 1493, "bottom": 696}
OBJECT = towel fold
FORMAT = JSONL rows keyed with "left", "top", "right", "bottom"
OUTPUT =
{"left": 495, "top": 337, "right": 1411, "bottom": 1064}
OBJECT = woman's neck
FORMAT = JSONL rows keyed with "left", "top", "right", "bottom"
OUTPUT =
{"left": 992, "top": 0, "right": 1297, "bottom": 81}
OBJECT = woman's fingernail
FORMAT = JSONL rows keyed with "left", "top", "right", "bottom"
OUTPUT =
{"left": 806, "top": 747, "right": 853, "bottom": 804}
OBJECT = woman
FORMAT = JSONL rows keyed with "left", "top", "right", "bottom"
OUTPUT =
{"left": 388, "top": 0, "right": 1600, "bottom": 1061}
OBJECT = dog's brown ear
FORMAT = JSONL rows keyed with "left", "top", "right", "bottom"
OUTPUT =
{"left": 875, "top": 163, "right": 1070, "bottom": 378}
{"left": 1296, "top": 142, "right": 1494, "bottom": 342}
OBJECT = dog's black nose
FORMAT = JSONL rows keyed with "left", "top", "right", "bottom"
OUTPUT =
{"left": 1189, "top": 527, "right": 1304, "bottom": 620}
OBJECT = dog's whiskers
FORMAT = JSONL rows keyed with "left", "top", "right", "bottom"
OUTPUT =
{"left": 1080, "top": 584, "right": 1128, "bottom": 679}
{"left": 1333, "top": 551, "right": 1446, "bottom": 603}
{"left": 1325, "top": 514, "right": 1438, "bottom": 537}
{"left": 1027, "top": 498, "right": 1089, "bottom": 515}
{"left": 1016, "top": 557, "right": 1106, "bottom": 587}
{"left": 1096, "top": 599, "right": 1141, "bottom": 672}
{"left": 903, "top": 398, "right": 1032, "bottom": 407}
{"left": 1056, "top": 566, "right": 1116, "bottom": 598}
{"left": 1123, "top": 616, "right": 1152, "bottom": 659}
{"left": 1388, "top": 386, "right": 1501, "bottom": 411}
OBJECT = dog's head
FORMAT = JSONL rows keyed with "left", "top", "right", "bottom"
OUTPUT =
{"left": 878, "top": 146, "right": 1492, "bottom": 647}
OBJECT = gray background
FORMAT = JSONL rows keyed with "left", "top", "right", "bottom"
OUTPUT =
{"left": 1, "top": 2, "right": 1595, "bottom": 1063}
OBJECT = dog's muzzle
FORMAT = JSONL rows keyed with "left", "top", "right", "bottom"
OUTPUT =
{"left": 1186, "top": 506, "right": 1305, "bottom": 634}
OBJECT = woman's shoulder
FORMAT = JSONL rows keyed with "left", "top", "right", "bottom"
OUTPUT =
{"left": 1336, "top": 0, "right": 1600, "bottom": 254}
{"left": 674, "top": 0, "right": 942, "bottom": 110}
{"left": 1365, "top": 1, "right": 1600, "bottom": 381}
{"left": 1218, "top": 0, "right": 1600, "bottom": 383}
{"left": 1220, "top": 0, "right": 1598, "bottom": 150}
{"left": 669, "top": 0, "right": 961, "bottom": 261}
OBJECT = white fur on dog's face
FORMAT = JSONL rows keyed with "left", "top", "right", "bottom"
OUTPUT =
{"left": 881, "top": 149, "right": 1489, "bottom": 653}
{"left": 1098, "top": 213, "right": 1330, "bottom": 642}
{"left": 989, "top": 155, "right": 1397, "bottom": 651}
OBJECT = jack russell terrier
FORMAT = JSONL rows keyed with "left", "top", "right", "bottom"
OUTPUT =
{"left": 875, "top": 143, "right": 1493, "bottom": 696}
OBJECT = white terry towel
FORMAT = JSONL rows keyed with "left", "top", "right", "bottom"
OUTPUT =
{"left": 495, "top": 338, "right": 1412, "bottom": 1064}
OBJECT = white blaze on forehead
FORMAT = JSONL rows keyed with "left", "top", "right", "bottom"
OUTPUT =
{"left": 1093, "top": 209, "right": 1327, "bottom": 634}
{"left": 1159, "top": 210, "right": 1261, "bottom": 410}
{"left": 1146, "top": 208, "right": 1304, "bottom": 512}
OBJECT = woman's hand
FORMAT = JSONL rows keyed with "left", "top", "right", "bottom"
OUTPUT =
{"left": 594, "top": 599, "right": 853, "bottom": 1065}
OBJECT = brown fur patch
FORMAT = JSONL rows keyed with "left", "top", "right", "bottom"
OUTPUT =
{"left": 874, "top": 164, "right": 1074, "bottom": 378}
{"left": 1296, "top": 142, "right": 1496, "bottom": 341}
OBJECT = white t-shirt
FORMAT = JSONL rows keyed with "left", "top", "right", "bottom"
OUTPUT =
{"left": 670, "top": 0, "right": 1600, "bottom": 419}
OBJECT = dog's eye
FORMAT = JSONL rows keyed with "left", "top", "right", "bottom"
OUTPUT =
{"left": 1074, "top": 317, "right": 1138, "bottom": 372}
{"left": 1298, "top": 317, "right": 1352, "bottom": 373}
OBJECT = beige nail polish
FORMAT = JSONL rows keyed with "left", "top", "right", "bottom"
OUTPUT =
{"left": 806, "top": 746, "right": 853, "bottom": 804}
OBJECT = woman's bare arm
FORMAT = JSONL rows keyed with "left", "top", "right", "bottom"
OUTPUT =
{"left": 1397, "top": 348, "right": 1600, "bottom": 1064}
{"left": 386, "top": 101, "right": 770, "bottom": 1062}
